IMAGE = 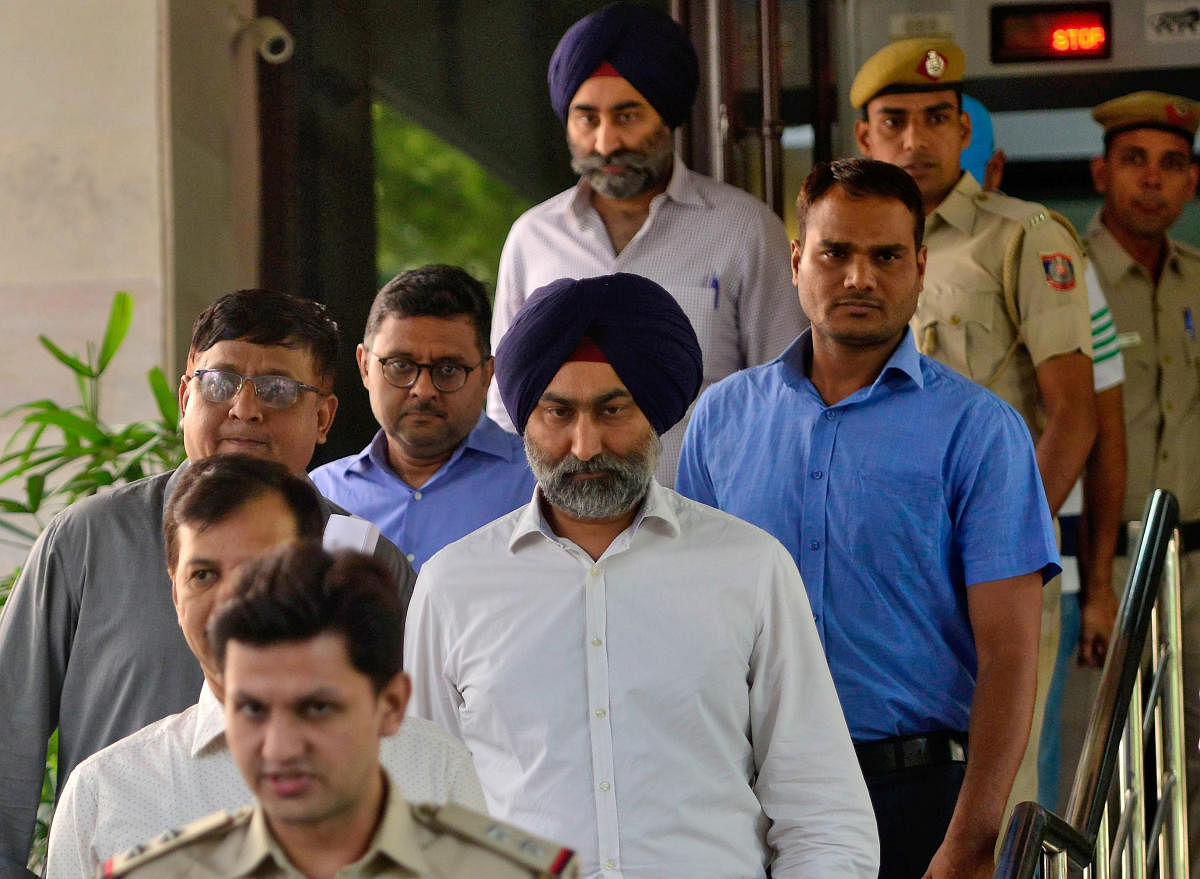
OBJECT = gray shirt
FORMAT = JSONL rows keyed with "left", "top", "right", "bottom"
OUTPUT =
{"left": 0, "top": 463, "right": 414, "bottom": 876}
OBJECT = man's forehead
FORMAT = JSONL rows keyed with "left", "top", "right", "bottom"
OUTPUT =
{"left": 188, "top": 337, "right": 317, "bottom": 373}
{"left": 176, "top": 493, "right": 300, "bottom": 556}
{"left": 375, "top": 313, "right": 480, "bottom": 352}
{"left": 1108, "top": 127, "right": 1194, "bottom": 157}
{"left": 570, "top": 75, "right": 651, "bottom": 111}
{"left": 868, "top": 89, "right": 959, "bottom": 116}
{"left": 542, "top": 359, "right": 629, "bottom": 398}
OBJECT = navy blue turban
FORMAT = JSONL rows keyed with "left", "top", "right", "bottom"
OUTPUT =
{"left": 548, "top": 3, "right": 700, "bottom": 129}
{"left": 495, "top": 274, "right": 703, "bottom": 436}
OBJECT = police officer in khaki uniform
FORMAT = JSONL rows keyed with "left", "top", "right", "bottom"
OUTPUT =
{"left": 851, "top": 37, "right": 1097, "bottom": 820}
{"left": 99, "top": 545, "right": 579, "bottom": 879}
{"left": 1084, "top": 89, "right": 1200, "bottom": 870}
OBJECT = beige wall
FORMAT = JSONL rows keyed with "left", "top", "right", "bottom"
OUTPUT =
{"left": 0, "top": 0, "right": 255, "bottom": 571}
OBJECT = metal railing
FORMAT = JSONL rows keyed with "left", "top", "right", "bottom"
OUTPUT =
{"left": 994, "top": 489, "right": 1189, "bottom": 878}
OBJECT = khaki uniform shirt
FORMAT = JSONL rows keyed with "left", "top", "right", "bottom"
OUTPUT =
{"left": 100, "top": 776, "right": 579, "bottom": 879}
{"left": 914, "top": 173, "right": 1094, "bottom": 439}
{"left": 1084, "top": 217, "right": 1200, "bottom": 521}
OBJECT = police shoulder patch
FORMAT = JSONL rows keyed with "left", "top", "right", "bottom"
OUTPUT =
{"left": 1040, "top": 252, "right": 1077, "bottom": 290}
{"left": 100, "top": 806, "right": 252, "bottom": 877}
{"left": 412, "top": 802, "right": 578, "bottom": 877}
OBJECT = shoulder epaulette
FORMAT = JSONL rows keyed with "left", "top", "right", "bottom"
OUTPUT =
{"left": 971, "top": 191, "right": 1052, "bottom": 229}
{"left": 411, "top": 802, "right": 577, "bottom": 877}
{"left": 99, "top": 806, "right": 253, "bottom": 877}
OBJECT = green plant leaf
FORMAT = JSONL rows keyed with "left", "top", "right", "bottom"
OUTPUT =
{"left": 26, "top": 411, "right": 108, "bottom": 445}
{"left": 25, "top": 474, "right": 45, "bottom": 511}
{"left": 38, "top": 336, "right": 96, "bottom": 378}
{"left": 0, "top": 516, "right": 39, "bottom": 541}
{"left": 148, "top": 367, "right": 180, "bottom": 431}
{"left": 97, "top": 292, "right": 134, "bottom": 373}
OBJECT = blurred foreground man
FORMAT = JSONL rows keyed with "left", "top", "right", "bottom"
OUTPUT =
{"left": 0, "top": 289, "right": 414, "bottom": 877}
{"left": 851, "top": 37, "right": 1095, "bottom": 809}
{"left": 1085, "top": 90, "right": 1200, "bottom": 868}
{"left": 486, "top": 2, "right": 806, "bottom": 484}
{"left": 104, "top": 544, "right": 578, "bottom": 878}
{"left": 312, "top": 266, "right": 534, "bottom": 571}
{"left": 46, "top": 456, "right": 483, "bottom": 878}
{"left": 679, "top": 159, "right": 1058, "bottom": 879}
{"left": 409, "top": 273, "right": 878, "bottom": 878}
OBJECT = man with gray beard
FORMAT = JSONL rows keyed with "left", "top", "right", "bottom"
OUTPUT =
{"left": 485, "top": 2, "right": 806, "bottom": 486}
{"left": 406, "top": 274, "right": 879, "bottom": 879}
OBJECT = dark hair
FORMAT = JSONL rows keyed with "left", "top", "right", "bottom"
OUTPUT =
{"left": 795, "top": 158, "right": 926, "bottom": 249}
{"left": 208, "top": 543, "right": 404, "bottom": 693}
{"left": 188, "top": 290, "right": 340, "bottom": 381}
{"left": 365, "top": 265, "right": 492, "bottom": 357}
{"left": 163, "top": 454, "right": 324, "bottom": 571}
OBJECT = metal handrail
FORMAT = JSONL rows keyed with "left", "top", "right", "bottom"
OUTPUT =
{"left": 994, "top": 489, "right": 1185, "bottom": 878}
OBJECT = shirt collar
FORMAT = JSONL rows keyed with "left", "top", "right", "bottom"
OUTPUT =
{"left": 231, "top": 773, "right": 432, "bottom": 876}
{"left": 508, "top": 479, "right": 680, "bottom": 554}
{"left": 568, "top": 155, "right": 706, "bottom": 221}
{"left": 358, "top": 415, "right": 520, "bottom": 482}
{"left": 781, "top": 327, "right": 925, "bottom": 399}
{"left": 191, "top": 680, "right": 227, "bottom": 757}
{"left": 929, "top": 171, "right": 977, "bottom": 235}
{"left": 1087, "top": 210, "right": 1185, "bottom": 279}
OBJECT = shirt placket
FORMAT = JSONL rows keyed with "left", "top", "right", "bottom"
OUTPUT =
{"left": 802, "top": 405, "right": 839, "bottom": 641}
{"left": 583, "top": 558, "right": 622, "bottom": 876}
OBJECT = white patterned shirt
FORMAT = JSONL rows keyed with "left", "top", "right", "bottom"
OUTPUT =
{"left": 485, "top": 159, "right": 807, "bottom": 485}
{"left": 406, "top": 481, "right": 878, "bottom": 879}
{"left": 45, "top": 683, "right": 485, "bottom": 878}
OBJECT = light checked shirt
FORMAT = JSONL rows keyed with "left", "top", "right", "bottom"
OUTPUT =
{"left": 405, "top": 481, "right": 879, "bottom": 879}
{"left": 310, "top": 416, "right": 535, "bottom": 570}
{"left": 485, "top": 158, "right": 807, "bottom": 485}
{"left": 46, "top": 683, "right": 486, "bottom": 879}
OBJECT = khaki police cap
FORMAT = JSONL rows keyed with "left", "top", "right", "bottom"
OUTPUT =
{"left": 850, "top": 38, "right": 966, "bottom": 110}
{"left": 1092, "top": 91, "right": 1199, "bottom": 142}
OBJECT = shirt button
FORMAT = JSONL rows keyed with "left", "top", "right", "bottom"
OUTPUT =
{"left": 605, "top": 860, "right": 617, "bottom": 871}
{"left": 405, "top": 553, "right": 415, "bottom": 563}
{"left": 599, "top": 781, "right": 611, "bottom": 791}
{"left": 591, "top": 637, "right": 602, "bottom": 646}
{"left": 809, "top": 540, "right": 820, "bottom": 551}
{"left": 1166, "top": 401, "right": 1174, "bottom": 412}
{"left": 824, "top": 410, "right": 836, "bottom": 420}
{"left": 950, "top": 314, "right": 961, "bottom": 325}
{"left": 594, "top": 708, "right": 607, "bottom": 718}
{"left": 590, "top": 565, "right": 601, "bottom": 576}
{"left": 413, "top": 490, "right": 423, "bottom": 500}
{"left": 811, "top": 470, "right": 823, "bottom": 479}
{"left": 1163, "top": 355, "right": 1172, "bottom": 365}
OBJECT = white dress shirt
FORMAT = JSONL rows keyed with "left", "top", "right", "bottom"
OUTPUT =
{"left": 45, "top": 683, "right": 486, "bottom": 878}
{"left": 405, "top": 482, "right": 878, "bottom": 879}
{"left": 485, "top": 159, "right": 807, "bottom": 485}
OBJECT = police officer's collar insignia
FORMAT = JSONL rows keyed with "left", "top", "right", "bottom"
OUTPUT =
{"left": 1040, "top": 252, "right": 1077, "bottom": 291}
{"left": 919, "top": 50, "right": 947, "bottom": 80}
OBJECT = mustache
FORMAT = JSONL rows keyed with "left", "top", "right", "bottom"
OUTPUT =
{"left": 401, "top": 401, "right": 445, "bottom": 416}
{"left": 571, "top": 149, "right": 662, "bottom": 175}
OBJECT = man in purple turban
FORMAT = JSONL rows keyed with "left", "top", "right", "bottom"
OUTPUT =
{"left": 407, "top": 272, "right": 880, "bottom": 879}
{"left": 485, "top": 2, "right": 807, "bottom": 488}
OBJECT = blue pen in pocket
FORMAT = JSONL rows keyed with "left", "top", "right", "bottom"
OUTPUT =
{"left": 710, "top": 275, "right": 720, "bottom": 309}
{"left": 1185, "top": 306, "right": 1195, "bottom": 342}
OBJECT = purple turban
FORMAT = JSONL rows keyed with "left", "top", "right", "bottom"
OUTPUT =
{"left": 495, "top": 274, "right": 703, "bottom": 435}
{"left": 548, "top": 3, "right": 699, "bottom": 129}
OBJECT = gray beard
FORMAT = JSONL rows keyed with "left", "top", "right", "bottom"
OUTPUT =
{"left": 525, "top": 434, "right": 660, "bottom": 520}
{"left": 570, "top": 127, "right": 674, "bottom": 200}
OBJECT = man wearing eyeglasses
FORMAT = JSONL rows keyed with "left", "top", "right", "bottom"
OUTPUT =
{"left": 0, "top": 289, "right": 415, "bottom": 878}
{"left": 310, "top": 266, "right": 535, "bottom": 571}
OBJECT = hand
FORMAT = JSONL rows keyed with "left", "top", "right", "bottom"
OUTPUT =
{"left": 1078, "top": 588, "right": 1118, "bottom": 668}
{"left": 922, "top": 839, "right": 994, "bottom": 879}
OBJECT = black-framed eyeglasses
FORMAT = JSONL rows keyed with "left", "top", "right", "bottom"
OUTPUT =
{"left": 366, "top": 351, "right": 486, "bottom": 393}
{"left": 186, "top": 368, "right": 324, "bottom": 409}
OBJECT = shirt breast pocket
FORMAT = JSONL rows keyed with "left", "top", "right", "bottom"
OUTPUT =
{"left": 918, "top": 283, "right": 998, "bottom": 382}
{"left": 844, "top": 468, "right": 947, "bottom": 573}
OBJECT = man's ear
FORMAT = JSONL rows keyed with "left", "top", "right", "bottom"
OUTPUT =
{"left": 1090, "top": 155, "right": 1110, "bottom": 195}
{"left": 314, "top": 393, "right": 338, "bottom": 445}
{"left": 790, "top": 238, "right": 803, "bottom": 286}
{"left": 378, "top": 671, "right": 411, "bottom": 737}
{"left": 356, "top": 344, "right": 371, "bottom": 386}
{"left": 854, "top": 118, "right": 871, "bottom": 156}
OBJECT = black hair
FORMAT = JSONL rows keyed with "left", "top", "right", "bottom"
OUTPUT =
{"left": 208, "top": 543, "right": 404, "bottom": 693}
{"left": 188, "top": 289, "right": 340, "bottom": 381}
{"left": 795, "top": 158, "right": 926, "bottom": 249}
{"left": 163, "top": 454, "right": 324, "bottom": 571}
{"left": 365, "top": 265, "right": 492, "bottom": 357}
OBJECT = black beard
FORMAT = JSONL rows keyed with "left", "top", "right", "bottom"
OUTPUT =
{"left": 525, "top": 434, "right": 659, "bottom": 520}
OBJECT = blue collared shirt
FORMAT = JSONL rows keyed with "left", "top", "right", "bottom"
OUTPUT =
{"left": 310, "top": 414, "right": 535, "bottom": 571}
{"left": 677, "top": 328, "right": 1060, "bottom": 740}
